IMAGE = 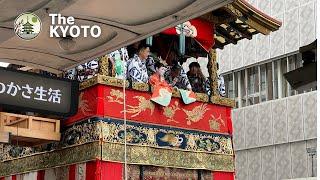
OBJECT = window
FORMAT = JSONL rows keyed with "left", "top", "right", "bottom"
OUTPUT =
{"left": 273, "top": 61, "right": 278, "bottom": 99}
{"left": 281, "top": 58, "right": 288, "bottom": 97}
{"left": 260, "top": 64, "right": 267, "bottom": 102}
{"left": 221, "top": 53, "right": 316, "bottom": 108}
{"left": 266, "top": 62, "right": 273, "bottom": 100}
{"left": 247, "top": 66, "right": 259, "bottom": 105}
{"left": 296, "top": 53, "right": 303, "bottom": 68}
{"left": 240, "top": 70, "right": 246, "bottom": 107}
{"left": 234, "top": 72, "right": 238, "bottom": 99}
{"left": 288, "top": 55, "right": 297, "bottom": 96}
{"left": 224, "top": 73, "right": 237, "bottom": 99}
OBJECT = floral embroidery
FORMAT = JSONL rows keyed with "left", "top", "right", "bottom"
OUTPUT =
{"left": 163, "top": 101, "right": 180, "bottom": 123}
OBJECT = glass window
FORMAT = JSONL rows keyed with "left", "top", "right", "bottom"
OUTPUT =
{"left": 228, "top": 74, "right": 234, "bottom": 98}
{"left": 240, "top": 70, "right": 246, "bottom": 107}
{"left": 234, "top": 71, "right": 240, "bottom": 108}
{"left": 247, "top": 66, "right": 259, "bottom": 105}
{"left": 224, "top": 74, "right": 234, "bottom": 98}
{"left": 288, "top": 55, "right": 297, "bottom": 96}
{"left": 281, "top": 58, "right": 288, "bottom": 97}
{"left": 288, "top": 55, "right": 296, "bottom": 71}
{"left": 273, "top": 61, "right": 278, "bottom": 99}
{"left": 234, "top": 72, "right": 238, "bottom": 99}
{"left": 260, "top": 64, "right": 267, "bottom": 102}
{"left": 266, "top": 62, "right": 273, "bottom": 100}
{"left": 223, "top": 75, "right": 229, "bottom": 97}
{"left": 296, "top": 53, "right": 303, "bottom": 68}
{"left": 235, "top": 101, "right": 239, "bottom": 108}
{"left": 226, "top": 53, "right": 311, "bottom": 107}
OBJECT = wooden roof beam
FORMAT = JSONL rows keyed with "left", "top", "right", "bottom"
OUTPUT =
{"left": 216, "top": 26, "right": 238, "bottom": 44}
{"left": 229, "top": 21, "right": 253, "bottom": 39}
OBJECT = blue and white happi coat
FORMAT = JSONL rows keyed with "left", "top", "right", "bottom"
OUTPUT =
{"left": 127, "top": 55, "right": 149, "bottom": 83}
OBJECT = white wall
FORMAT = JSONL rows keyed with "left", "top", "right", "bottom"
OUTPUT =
{"left": 217, "top": 0, "right": 317, "bottom": 74}
{"left": 233, "top": 91, "right": 317, "bottom": 180}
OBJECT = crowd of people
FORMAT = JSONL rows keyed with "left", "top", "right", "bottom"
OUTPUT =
{"left": 121, "top": 43, "right": 215, "bottom": 96}
{"left": 64, "top": 42, "right": 225, "bottom": 97}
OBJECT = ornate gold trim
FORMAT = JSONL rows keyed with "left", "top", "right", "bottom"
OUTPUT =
{"left": 234, "top": 0, "right": 282, "bottom": 27}
{"left": 101, "top": 142, "right": 234, "bottom": 172}
{"left": 208, "top": 49, "right": 219, "bottom": 96}
{"left": 132, "top": 82, "right": 149, "bottom": 92}
{"left": 195, "top": 93, "right": 209, "bottom": 102}
{"left": 98, "top": 75, "right": 129, "bottom": 88}
{"left": 225, "top": 4, "right": 243, "bottom": 17}
{"left": 210, "top": 96, "right": 235, "bottom": 107}
{"left": 79, "top": 75, "right": 98, "bottom": 90}
{"left": 245, "top": 17, "right": 270, "bottom": 35}
{"left": 226, "top": 0, "right": 282, "bottom": 35}
{"left": 0, "top": 140, "right": 235, "bottom": 177}
{"left": 98, "top": 56, "right": 109, "bottom": 76}
{"left": 0, "top": 142, "right": 100, "bottom": 177}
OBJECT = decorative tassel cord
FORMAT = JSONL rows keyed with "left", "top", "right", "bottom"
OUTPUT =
{"left": 122, "top": 53, "right": 128, "bottom": 180}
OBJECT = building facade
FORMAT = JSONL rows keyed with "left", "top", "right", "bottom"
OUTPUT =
{"left": 217, "top": 0, "right": 317, "bottom": 179}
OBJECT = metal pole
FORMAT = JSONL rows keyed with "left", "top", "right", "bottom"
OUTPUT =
{"left": 238, "top": 71, "right": 242, "bottom": 107}
{"left": 311, "top": 154, "right": 314, "bottom": 177}
{"left": 245, "top": 69, "right": 248, "bottom": 106}
{"left": 179, "top": 24, "right": 185, "bottom": 56}
{"left": 277, "top": 60, "right": 283, "bottom": 98}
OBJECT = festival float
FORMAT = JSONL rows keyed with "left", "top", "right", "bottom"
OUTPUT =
{"left": 0, "top": 0, "right": 281, "bottom": 179}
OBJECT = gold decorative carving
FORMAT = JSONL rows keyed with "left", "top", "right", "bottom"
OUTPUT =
{"left": 208, "top": 49, "right": 219, "bottom": 97}
{"left": 245, "top": 18, "right": 270, "bottom": 35}
{"left": 195, "top": 92, "right": 209, "bottom": 102}
{"left": 211, "top": 96, "right": 235, "bottom": 107}
{"left": 106, "top": 89, "right": 124, "bottom": 104}
{"left": 0, "top": 142, "right": 100, "bottom": 177}
{"left": 163, "top": 101, "right": 180, "bottom": 123}
{"left": 182, "top": 104, "right": 209, "bottom": 125}
{"left": 225, "top": 3, "right": 243, "bottom": 17}
{"left": 132, "top": 82, "right": 149, "bottom": 92}
{"left": 101, "top": 142, "right": 235, "bottom": 172}
{"left": 79, "top": 76, "right": 98, "bottom": 90}
{"left": 98, "top": 56, "right": 109, "bottom": 76}
{"left": 98, "top": 75, "right": 129, "bottom": 88}
{"left": 123, "top": 96, "right": 155, "bottom": 117}
{"left": 0, "top": 141, "right": 234, "bottom": 177}
{"left": 232, "top": 0, "right": 282, "bottom": 31}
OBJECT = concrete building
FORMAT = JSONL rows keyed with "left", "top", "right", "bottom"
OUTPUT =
{"left": 217, "top": 0, "right": 317, "bottom": 179}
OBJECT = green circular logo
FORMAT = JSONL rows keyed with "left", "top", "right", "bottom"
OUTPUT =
{"left": 14, "top": 12, "right": 41, "bottom": 40}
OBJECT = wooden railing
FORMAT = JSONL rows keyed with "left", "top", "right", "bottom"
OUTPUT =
{"left": 0, "top": 112, "right": 60, "bottom": 146}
